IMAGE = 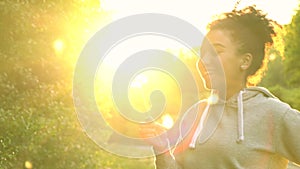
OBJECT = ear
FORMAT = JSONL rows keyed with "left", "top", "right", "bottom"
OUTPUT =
{"left": 240, "top": 53, "right": 253, "bottom": 71}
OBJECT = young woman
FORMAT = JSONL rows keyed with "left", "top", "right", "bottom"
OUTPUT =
{"left": 143, "top": 6, "right": 300, "bottom": 169}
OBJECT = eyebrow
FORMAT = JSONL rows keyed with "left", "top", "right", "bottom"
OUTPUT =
{"left": 200, "top": 41, "right": 226, "bottom": 54}
{"left": 212, "top": 43, "right": 226, "bottom": 49}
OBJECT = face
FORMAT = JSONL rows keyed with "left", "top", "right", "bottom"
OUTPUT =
{"left": 197, "top": 29, "right": 245, "bottom": 90}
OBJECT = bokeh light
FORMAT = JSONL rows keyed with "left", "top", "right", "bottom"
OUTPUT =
{"left": 161, "top": 114, "right": 174, "bottom": 129}
{"left": 53, "top": 39, "right": 64, "bottom": 55}
{"left": 25, "top": 161, "right": 33, "bottom": 169}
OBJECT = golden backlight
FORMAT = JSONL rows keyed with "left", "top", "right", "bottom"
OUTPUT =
{"left": 53, "top": 39, "right": 64, "bottom": 55}
{"left": 94, "top": 48, "right": 202, "bottom": 138}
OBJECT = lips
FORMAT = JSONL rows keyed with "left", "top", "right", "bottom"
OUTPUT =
{"left": 202, "top": 71, "right": 210, "bottom": 77}
{"left": 197, "top": 59, "right": 219, "bottom": 84}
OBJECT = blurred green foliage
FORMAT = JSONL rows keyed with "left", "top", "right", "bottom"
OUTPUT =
{"left": 260, "top": 54, "right": 300, "bottom": 111}
{"left": 0, "top": 0, "right": 153, "bottom": 169}
{"left": 284, "top": 3, "right": 300, "bottom": 87}
{"left": 260, "top": 3, "right": 300, "bottom": 111}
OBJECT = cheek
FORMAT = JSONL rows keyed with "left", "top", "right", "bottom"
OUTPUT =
{"left": 220, "top": 56, "right": 240, "bottom": 78}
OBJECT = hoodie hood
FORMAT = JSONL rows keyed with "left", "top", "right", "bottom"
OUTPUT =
{"left": 189, "top": 86, "right": 276, "bottom": 148}
{"left": 226, "top": 86, "right": 276, "bottom": 107}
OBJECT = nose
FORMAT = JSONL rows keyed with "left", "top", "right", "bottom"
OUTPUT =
{"left": 196, "top": 58, "right": 207, "bottom": 74}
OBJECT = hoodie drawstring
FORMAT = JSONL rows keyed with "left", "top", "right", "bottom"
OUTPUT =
{"left": 189, "top": 103, "right": 210, "bottom": 148}
{"left": 189, "top": 90, "right": 245, "bottom": 148}
{"left": 237, "top": 90, "right": 244, "bottom": 143}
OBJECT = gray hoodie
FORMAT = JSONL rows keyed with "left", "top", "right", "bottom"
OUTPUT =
{"left": 155, "top": 87, "right": 300, "bottom": 169}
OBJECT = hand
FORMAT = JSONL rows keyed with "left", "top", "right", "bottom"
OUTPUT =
{"left": 139, "top": 122, "right": 170, "bottom": 152}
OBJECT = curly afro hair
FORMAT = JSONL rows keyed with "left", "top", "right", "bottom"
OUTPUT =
{"left": 207, "top": 6, "right": 279, "bottom": 85}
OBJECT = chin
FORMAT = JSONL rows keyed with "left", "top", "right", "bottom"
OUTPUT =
{"left": 200, "top": 75, "right": 212, "bottom": 90}
{"left": 204, "top": 82, "right": 212, "bottom": 90}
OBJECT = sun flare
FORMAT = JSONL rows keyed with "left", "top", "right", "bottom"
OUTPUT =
{"left": 162, "top": 114, "right": 174, "bottom": 129}
{"left": 53, "top": 39, "right": 64, "bottom": 54}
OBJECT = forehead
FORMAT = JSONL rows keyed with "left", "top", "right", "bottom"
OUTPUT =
{"left": 204, "top": 29, "right": 234, "bottom": 48}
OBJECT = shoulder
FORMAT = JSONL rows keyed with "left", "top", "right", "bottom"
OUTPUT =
{"left": 247, "top": 86, "right": 291, "bottom": 111}
{"left": 245, "top": 86, "right": 294, "bottom": 119}
{"left": 263, "top": 97, "right": 290, "bottom": 112}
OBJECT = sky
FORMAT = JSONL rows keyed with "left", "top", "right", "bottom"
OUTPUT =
{"left": 101, "top": 0, "right": 299, "bottom": 32}
{"left": 98, "top": 0, "right": 299, "bottom": 66}
{"left": 96, "top": 0, "right": 300, "bottom": 91}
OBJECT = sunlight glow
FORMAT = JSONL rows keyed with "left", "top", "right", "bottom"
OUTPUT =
{"left": 131, "top": 74, "right": 148, "bottom": 88}
{"left": 53, "top": 39, "right": 64, "bottom": 54}
{"left": 208, "top": 93, "right": 219, "bottom": 105}
{"left": 101, "top": 0, "right": 298, "bottom": 33}
{"left": 161, "top": 114, "right": 174, "bottom": 129}
{"left": 269, "top": 54, "right": 277, "bottom": 61}
{"left": 24, "top": 161, "right": 33, "bottom": 169}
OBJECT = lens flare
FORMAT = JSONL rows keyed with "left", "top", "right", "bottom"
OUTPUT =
{"left": 25, "top": 161, "right": 33, "bottom": 169}
{"left": 208, "top": 93, "right": 219, "bottom": 104}
{"left": 162, "top": 114, "right": 174, "bottom": 129}
{"left": 53, "top": 39, "right": 64, "bottom": 54}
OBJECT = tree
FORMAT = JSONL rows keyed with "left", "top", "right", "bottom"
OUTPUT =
{"left": 0, "top": 1, "right": 153, "bottom": 169}
{"left": 284, "top": 4, "right": 300, "bottom": 87}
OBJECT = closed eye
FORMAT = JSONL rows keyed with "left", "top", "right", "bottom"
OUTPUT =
{"left": 216, "top": 50, "right": 224, "bottom": 54}
{"left": 213, "top": 43, "right": 226, "bottom": 55}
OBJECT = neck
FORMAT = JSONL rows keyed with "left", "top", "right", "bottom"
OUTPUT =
{"left": 226, "top": 82, "right": 246, "bottom": 100}
{"left": 209, "top": 80, "right": 246, "bottom": 101}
